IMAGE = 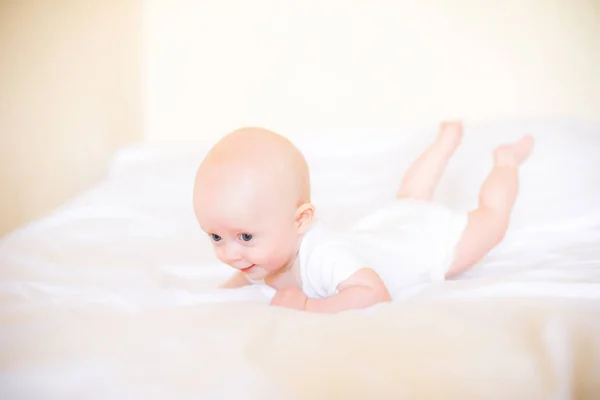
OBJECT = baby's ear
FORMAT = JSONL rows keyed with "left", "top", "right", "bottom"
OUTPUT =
{"left": 295, "top": 202, "right": 315, "bottom": 234}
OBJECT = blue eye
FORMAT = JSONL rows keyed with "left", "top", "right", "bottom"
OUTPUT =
{"left": 240, "top": 233, "right": 253, "bottom": 242}
{"left": 210, "top": 234, "right": 222, "bottom": 242}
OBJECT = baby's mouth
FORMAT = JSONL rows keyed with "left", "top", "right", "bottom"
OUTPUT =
{"left": 241, "top": 264, "right": 255, "bottom": 273}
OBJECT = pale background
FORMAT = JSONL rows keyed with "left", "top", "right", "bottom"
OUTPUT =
{"left": 1, "top": 0, "right": 600, "bottom": 235}
{"left": 144, "top": 0, "right": 600, "bottom": 142}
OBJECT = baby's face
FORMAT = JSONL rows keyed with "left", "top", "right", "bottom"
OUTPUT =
{"left": 194, "top": 183, "right": 302, "bottom": 281}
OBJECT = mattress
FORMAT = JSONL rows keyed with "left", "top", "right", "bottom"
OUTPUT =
{"left": 1, "top": 118, "right": 599, "bottom": 399}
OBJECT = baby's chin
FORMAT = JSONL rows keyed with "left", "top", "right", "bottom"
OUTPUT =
{"left": 243, "top": 266, "right": 270, "bottom": 280}
{"left": 246, "top": 264, "right": 286, "bottom": 281}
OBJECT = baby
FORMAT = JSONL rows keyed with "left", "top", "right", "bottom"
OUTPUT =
{"left": 193, "top": 122, "right": 533, "bottom": 313}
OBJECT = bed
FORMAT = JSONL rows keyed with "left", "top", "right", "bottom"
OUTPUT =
{"left": 1, "top": 118, "right": 599, "bottom": 399}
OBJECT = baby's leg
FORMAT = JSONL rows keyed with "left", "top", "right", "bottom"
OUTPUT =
{"left": 446, "top": 135, "right": 534, "bottom": 278}
{"left": 397, "top": 121, "right": 462, "bottom": 201}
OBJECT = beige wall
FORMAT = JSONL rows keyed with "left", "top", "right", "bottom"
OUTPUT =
{"left": 144, "top": 0, "right": 600, "bottom": 143}
{"left": 0, "top": 0, "right": 142, "bottom": 236}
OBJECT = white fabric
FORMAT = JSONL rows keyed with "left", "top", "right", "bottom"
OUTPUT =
{"left": 1, "top": 118, "right": 600, "bottom": 399}
{"left": 298, "top": 221, "right": 365, "bottom": 298}
{"left": 299, "top": 199, "right": 468, "bottom": 299}
{"left": 347, "top": 198, "right": 468, "bottom": 296}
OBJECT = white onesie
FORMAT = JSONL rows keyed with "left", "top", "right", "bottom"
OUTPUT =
{"left": 299, "top": 198, "right": 468, "bottom": 299}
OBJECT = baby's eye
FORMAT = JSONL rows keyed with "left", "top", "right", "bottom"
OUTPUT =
{"left": 239, "top": 233, "right": 253, "bottom": 242}
{"left": 210, "top": 234, "right": 222, "bottom": 242}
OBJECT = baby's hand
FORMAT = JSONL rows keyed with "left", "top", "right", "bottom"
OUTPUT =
{"left": 270, "top": 287, "right": 308, "bottom": 311}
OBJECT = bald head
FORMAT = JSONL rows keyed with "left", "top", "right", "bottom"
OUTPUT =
{"left": 193, "top": 127, "right": 311, "bottom": 222}
{"left": 193, "top": 128, "right": 315, "bottom": 278}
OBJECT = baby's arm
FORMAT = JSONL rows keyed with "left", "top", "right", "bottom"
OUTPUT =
{"left": 305, "top": 268, "right": 391, "bottom": 313}
{"left": 219, "top": 271, "right": 250, "bottom": 289}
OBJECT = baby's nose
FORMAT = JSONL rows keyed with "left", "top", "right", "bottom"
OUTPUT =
{"left": 220, "top": 244, "right": 243, "bottom": 263}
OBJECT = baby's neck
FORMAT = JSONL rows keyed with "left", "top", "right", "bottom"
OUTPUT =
{"left": 264, "top": 254, "right": 302, "bottom": 291}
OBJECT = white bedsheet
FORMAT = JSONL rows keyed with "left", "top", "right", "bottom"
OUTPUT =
{"left": 1, "top": 118, "right": 600, "bottom": 399}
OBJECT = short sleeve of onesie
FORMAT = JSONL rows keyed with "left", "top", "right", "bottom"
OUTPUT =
{"left": 298, "top": 222, "right": 366, "bottom": 298}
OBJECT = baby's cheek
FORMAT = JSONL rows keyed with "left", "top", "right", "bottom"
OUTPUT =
{"left": 214, "top": 248, "right": 225, "bottom": 262}
{"left": 274, "top": 246, "right": 295, "bottom": 265}
{"left": 250, "top": 248, "right": 270, "bottom": 263}
{"left": 259, "top": 248, "right": 286, "bottom": 268}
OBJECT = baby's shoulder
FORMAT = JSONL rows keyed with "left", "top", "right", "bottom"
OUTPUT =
{"left": 300, "top": 221, "right": 346, "bottom": 256}
{"left": 299, "top": 221, "right": 361, "bottom": 268}
{"left": 298, "top": 221, "right": 365, "bottom": 298}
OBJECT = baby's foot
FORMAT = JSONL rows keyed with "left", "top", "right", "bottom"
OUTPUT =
{"left": 494, "top": 134, "right": 534, "bottom": 167}
{"left": 436, "top": 121, "right": 463, "bottom": 152}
